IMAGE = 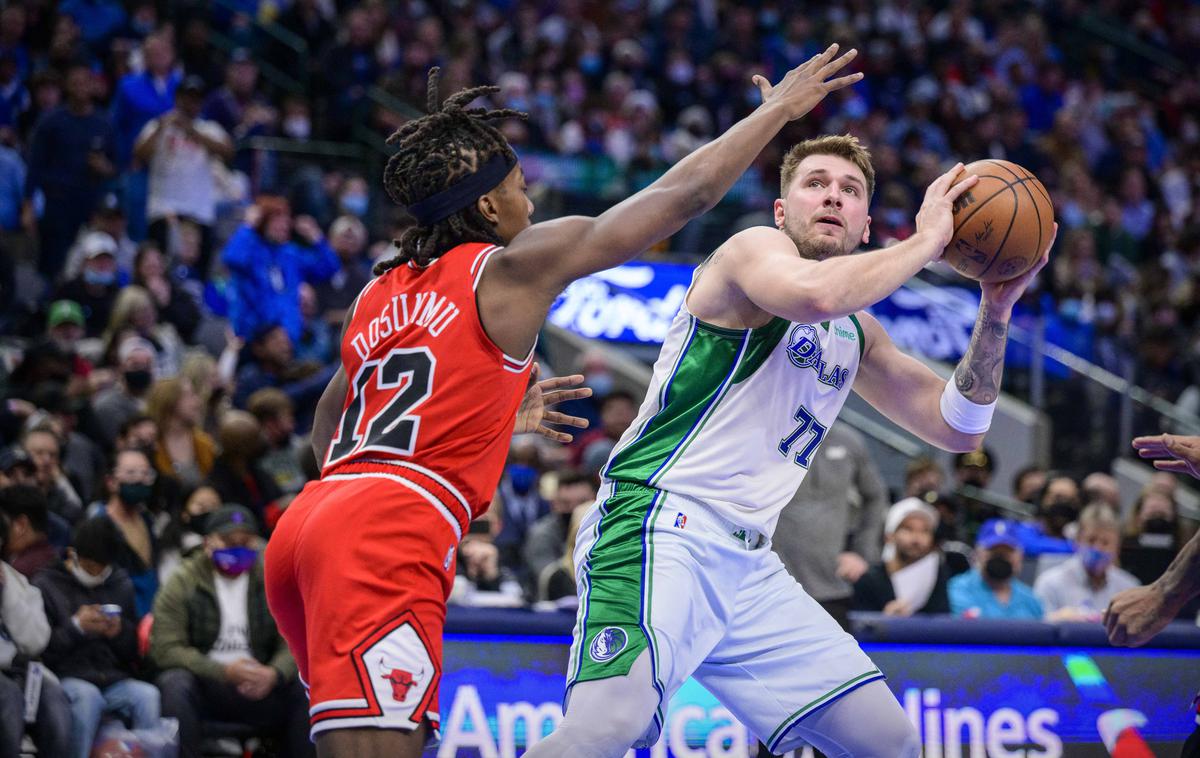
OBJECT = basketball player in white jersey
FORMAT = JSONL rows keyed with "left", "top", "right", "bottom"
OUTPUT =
{"left": 525, "top": 115, "right": 1057, "bottom": 754}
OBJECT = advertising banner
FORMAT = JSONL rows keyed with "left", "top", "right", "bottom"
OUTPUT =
{"left": 547, "top": 262, "right": 1091, "bottom": 371}
{"left": 427, "top": 635, "right": 1198, "bottom": 758}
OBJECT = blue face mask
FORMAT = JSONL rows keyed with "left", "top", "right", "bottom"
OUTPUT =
{"left": 507, "top": 464, "right": 538, "bottom": 496}
{"left": 83, "top": 268, "right": 116, "bottom": 287}
{"left": 212, "top": 546, "right": 258, "bottom": 577}
{"left": 1078, "top": 545, "right": 1112, "bottom": 575}
{"left": 341, "top": 194, "right": 368, "bottom": 217}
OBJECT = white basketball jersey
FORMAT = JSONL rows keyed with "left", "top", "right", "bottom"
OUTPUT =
{"left": 602, "top": 300, "right": 864, "bottom": 536}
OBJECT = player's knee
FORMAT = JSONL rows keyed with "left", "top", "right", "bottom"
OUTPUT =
{"left": 559, "top": 702, "right": 653, "bottom": 747}
{"left": 886, "top": 717, "right": 921, "bottom": 758}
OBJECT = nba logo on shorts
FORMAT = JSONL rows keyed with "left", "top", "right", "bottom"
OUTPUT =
{"left": 589, "top": 627, "right": 628, "bottom": 663}
{"left": 674, "top": 512, "right": 687, "bottom": 529}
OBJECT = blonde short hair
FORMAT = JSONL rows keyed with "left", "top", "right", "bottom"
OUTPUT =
{"left": 780, "top": 134, "right": 875, "bottom": 199}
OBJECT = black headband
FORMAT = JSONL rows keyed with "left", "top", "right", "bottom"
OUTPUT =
{"left": 405, "top": 153, "right": 516, "bottom": 227}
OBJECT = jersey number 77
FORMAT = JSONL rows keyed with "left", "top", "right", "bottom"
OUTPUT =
{"left": 325, "top": 347, "right": 437, "bottom": 467}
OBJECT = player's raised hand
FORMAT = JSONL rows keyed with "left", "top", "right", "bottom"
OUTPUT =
{"left": 752, "top": 43, "right": 862, "bottom": 121}
{"left": 914, "top": 163, "right": 979, "bottom": 254}
{"left": 979, "top": 222, "right": 1057, "bottom": 311}
{"left": 515, "top": 363, "right": 592, "bottom": 444}
{"left": 1132, "top": 433, "right": 1200, "bottom": 480}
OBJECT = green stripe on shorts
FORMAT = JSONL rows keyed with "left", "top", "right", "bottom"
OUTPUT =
{"left": 766, "top": 668, "right": 884, "bottom": 751}
{"left": 570, "top": 483, "right": 661, "bottom": 685}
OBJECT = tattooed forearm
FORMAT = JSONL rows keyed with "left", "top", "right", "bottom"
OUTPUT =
{"left": 954, "top": 307, "right": 1010, "bottom": 404}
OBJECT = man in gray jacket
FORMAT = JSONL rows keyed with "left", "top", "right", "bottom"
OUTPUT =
{"left": 0, "top": 531, "right": 71, "bottom": 758}
{"left": 771, "top": 423, "right": 889, "bottom": 630}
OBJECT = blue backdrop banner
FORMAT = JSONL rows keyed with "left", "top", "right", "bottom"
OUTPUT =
{"left": 426, "top": 634, "right": 1197, "bottom": 757}
{"left": 547, "top": 262, "right": 1092, "bottom": 374}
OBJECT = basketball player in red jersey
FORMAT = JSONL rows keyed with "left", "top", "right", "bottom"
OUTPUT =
{"left": 265, "top": 46, "right": 863, "bottom": 758}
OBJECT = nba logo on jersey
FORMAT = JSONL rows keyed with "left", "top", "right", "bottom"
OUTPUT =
{"left": 674, "top": 512, "right": 687, "bottom": 529}
{"left": 589, "top": 627, "right": 628, "bottom": 663}
{"left": 786, "top": 324, "right": 823, "bottom": 369}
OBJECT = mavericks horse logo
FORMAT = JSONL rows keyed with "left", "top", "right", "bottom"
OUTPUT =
{"left": 589, "top": 627, "right": 628, "bottom": 663}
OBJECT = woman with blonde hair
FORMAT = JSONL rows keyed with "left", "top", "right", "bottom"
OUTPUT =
{"left": 144, "top": 377, "right": 216, "bottom": 491}
{"left": 103, "top": 285, "right": 183, "bottom": 377}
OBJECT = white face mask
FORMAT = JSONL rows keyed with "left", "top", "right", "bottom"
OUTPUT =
{"left": 69, "top": 559, "right": 112, "bottom": 589}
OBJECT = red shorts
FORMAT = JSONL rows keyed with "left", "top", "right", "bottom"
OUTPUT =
{"left": 264, "top": 465, "right": 464, "bottom": 740}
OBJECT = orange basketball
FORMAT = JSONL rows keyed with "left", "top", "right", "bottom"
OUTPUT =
{"left": 943, "top": 159, "right": 1055, "bottom": 283}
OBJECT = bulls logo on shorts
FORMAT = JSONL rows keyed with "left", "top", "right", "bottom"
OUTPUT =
{"left": 786, "top": 324, "right": 823, "bottom": 369}
{"left": 379, "top": 662, "right": 427, "bottom": 703}
{"left": 589, "top": 627, "right": 628, "bottom": 663}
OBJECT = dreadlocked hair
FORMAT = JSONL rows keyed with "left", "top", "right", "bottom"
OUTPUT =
{"left": 375, "top": 67, "right": 527, "bottom": 274}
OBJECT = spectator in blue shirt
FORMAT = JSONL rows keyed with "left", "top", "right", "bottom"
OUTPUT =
{"left": 0, "top": 141, "right": 23, "bottom": 232}
{"left": 111, "top": 31, "right": 178, "bottom": 168}
{"left": 221, "top": 197, "right": 338, "bottom": 344}
{"left": 24, "top": 64, "right": 116, "bottom": 281}
{"left": 111, "top": 31, "right": 177, "bottom": 240}
{"left": 948, "top": 519, "right": 1044, "bottom": 620}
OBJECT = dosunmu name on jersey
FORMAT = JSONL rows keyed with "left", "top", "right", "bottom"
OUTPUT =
{"left": 348, "top": 290, "right": 462, "bottom": 360}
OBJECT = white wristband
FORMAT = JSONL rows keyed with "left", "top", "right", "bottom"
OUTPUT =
{"left": 939, "top": 378, "right": 996, "bottom": 434}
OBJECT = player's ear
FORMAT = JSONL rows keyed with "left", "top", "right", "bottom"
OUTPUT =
{"left": 773, "top": 198, "right": 786, "bottom": 230}
{"left": 477, "top": 192, "right": 501, "bottom": 225}
{"left": 861, "top": 215, "right": 871, "bottom": 246}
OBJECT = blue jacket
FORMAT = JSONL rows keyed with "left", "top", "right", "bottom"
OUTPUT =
{"left": 222, "top": 224, "right": 339, "bottom": 343}
{"left": 948, "top": 570, "right": 1044, "bottom": 620}
{"left": 111, "top": 70, "right": 179, "bottom": 167}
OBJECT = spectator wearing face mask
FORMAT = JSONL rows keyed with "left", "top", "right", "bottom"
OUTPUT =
{"left": 854, "top": 498, "right": 953, "bottom": 616}
{"left": 52, "top": 231, "right": 121, "bottom": 337}
{"left": 89, "top": 449, "right": 159, "bottom": 618}
{"left": 34, "top": 516, "right": 160, "bottom": 758}
{"left": 1037, "top": 475, "right": 1082, "bottom": 540}
{"left": 91, "top": 337, "right": 156, "bottom": 447}
{"left": 949, "top": 519, "right": 1044, "bottom": 620}
{"left": 1035, "top": 504, "right": 1140, "bottom": 622}
{"left": 150, "top": 505, "right": 311, "bottom": 758}
{"left": 1030, "top": 474, "right": 1083, "bottom": 576}
{"left": 1120, "top": 486, "right": 1186, "bottom": 587}
{"left": 491, "top": 441, "right": 549, "bottom": 576}
{"left": 157, "top": 484, "right": 221, "bottom": 585}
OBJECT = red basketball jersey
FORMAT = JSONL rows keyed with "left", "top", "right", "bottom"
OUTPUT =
{"left": 320, "top": 242, "right": 532, "bottom": 535}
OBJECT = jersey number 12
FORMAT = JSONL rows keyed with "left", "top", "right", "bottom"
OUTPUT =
{"left": 778, "top": 404, "right": 827, "bottom": 468}
{"left": 326, "top": 347, "right": 436, "bottom": 466}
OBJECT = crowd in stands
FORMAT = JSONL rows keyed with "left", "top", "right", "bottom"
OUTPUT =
{"left": 0, "top": 0, "right": 1198, "bottom": 754}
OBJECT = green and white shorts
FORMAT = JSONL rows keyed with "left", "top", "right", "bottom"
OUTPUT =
{"left": 565, "top": 480, "right": 883, "bottom": 754}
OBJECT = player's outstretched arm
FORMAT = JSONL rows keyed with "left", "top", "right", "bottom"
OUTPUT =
{"left": 1106, "top": 526, "right": 1200, "bottom": 646}
{"left": 717, "top": 164, "right": 978, "bottom": 324}
{"left": 497, "top": 44, "right": 862, "bottom": 294}
{"left": 852, "top": 224, "right": 1056, "bottom": 452}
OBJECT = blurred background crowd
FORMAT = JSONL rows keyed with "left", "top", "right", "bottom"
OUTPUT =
{"left": 0, "top": 0, "right": 1199, "bottom": 754}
